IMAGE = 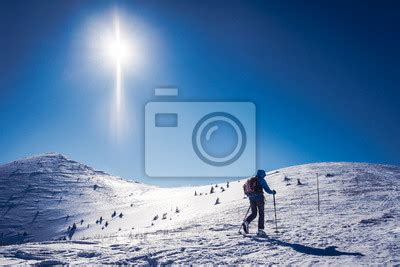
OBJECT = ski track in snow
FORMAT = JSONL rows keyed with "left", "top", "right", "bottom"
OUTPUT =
{"left": 0, "top": 153, "right": 399, "bottom": 265}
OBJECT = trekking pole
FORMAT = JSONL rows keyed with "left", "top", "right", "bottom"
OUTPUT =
{"left": 317, "top": 173, "right": 320, "bottom": 212}
{"left": 238, "top": 205, "right": 251, "bottom": 233}
{"left": 273, "top": 194, "right": 279, "bottom": 233}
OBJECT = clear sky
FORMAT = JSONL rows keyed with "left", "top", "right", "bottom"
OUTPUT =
{"left": 1, "top": 0, "right": 399, "bottom": 186}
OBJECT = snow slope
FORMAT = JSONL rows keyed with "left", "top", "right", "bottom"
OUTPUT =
{"left": 0, "top": 153, "right": 399, "bottom": 265}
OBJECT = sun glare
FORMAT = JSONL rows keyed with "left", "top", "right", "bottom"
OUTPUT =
{"left": 104, "top": 15, "right": 130, "bottom": 142}
{"left": 106, "top": 19, "right": 129, "bottom": 65}
{"left": 81, "top": 9, "right": 150, "bottom": 142}
{"left": 104, "top": 18, "right": 131, "bottom": 66}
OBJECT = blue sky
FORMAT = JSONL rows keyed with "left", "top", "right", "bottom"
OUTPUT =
{"left": 1, "top": 0, "right": 399, "bottom": 186}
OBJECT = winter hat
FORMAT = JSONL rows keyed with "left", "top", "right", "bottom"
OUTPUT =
{"left": 256, "top": 169, "right": 266, "bottom": 178}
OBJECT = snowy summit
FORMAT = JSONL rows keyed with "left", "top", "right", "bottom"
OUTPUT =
{"left": 0, "top": 153, "right": 399, "bottom": 265}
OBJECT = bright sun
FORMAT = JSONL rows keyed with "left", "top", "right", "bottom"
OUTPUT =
{"left": 103, "top": 15, "right": 132, "bottom": 140}
{"left": 106, "top": 18, "right": 129, "bottom": 65}
{"left": 86, "top": 11, "right": 146, "bottom": 140}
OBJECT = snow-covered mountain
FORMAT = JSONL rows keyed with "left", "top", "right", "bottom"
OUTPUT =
{"left": 0, "top": 153, "right": 399, "bottom": 265}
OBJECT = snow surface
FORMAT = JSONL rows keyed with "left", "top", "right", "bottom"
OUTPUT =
{"left": 0, "top": 153, "right": 399, "bottom": 265}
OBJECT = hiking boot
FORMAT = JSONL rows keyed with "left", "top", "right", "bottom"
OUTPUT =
{"left": 242, "top": 221, "right": 249, "bottom": 234}
{"left": 257, "top": 229, "right": 267, "bottom": 237}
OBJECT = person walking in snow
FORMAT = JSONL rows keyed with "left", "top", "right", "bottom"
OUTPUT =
{"left": 242, "top": 169, "right": 276, "bottom": 237}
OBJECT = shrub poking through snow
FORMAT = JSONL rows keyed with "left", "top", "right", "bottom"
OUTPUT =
{"left": 210, "top": 186, "right": 215, "bottom": 194}
{"left": 68, "top": 223, "right": 76, "bottom": 240}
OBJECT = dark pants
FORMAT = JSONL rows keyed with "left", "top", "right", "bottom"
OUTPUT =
{"left": 246, "top": 198, "right": 265, "bottom": 230}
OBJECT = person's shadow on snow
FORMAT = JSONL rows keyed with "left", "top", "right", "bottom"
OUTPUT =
{"left": 254, "top": 237, "right": 364, "bottom": 257}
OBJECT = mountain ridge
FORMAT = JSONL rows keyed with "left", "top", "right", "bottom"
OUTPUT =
{"left": 0, "top": 153, "right": 399, "bottom": 264}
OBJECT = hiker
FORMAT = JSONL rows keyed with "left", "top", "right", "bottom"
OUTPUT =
{"left": 242, "top": 169, "right": 276, "bottom": 237}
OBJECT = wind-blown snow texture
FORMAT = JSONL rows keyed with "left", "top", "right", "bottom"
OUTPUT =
{"left": 0, "top": 153, "right": 398, "bottom": 265}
